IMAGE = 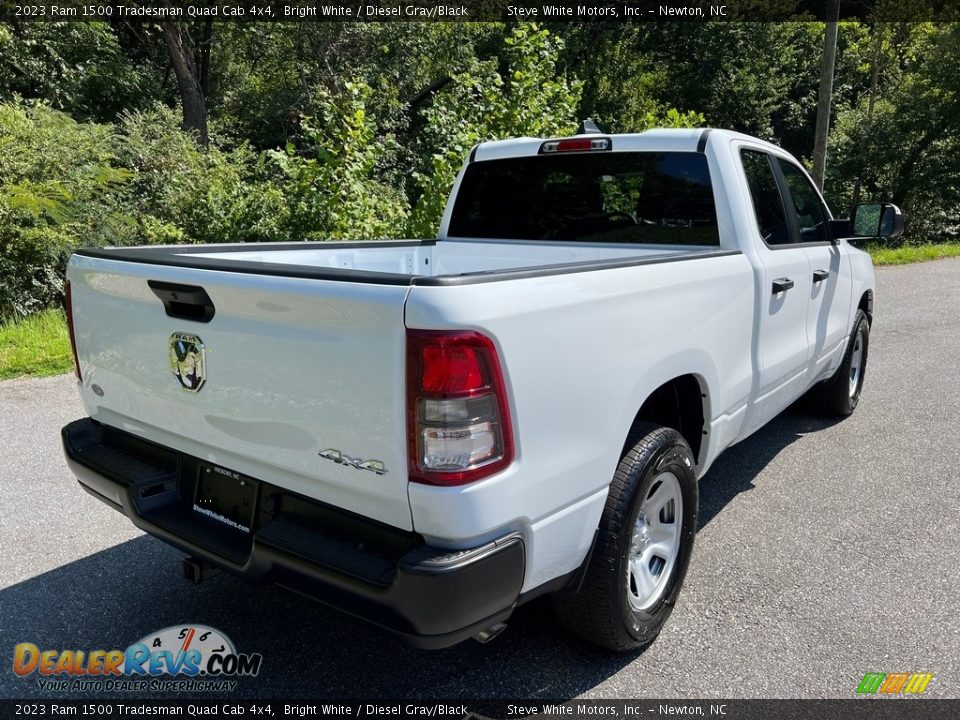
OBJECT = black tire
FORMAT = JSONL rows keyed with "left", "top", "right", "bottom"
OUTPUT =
{"left": 552, "top": 423, "right": 698, "bottom": 652}
{"left": 807, "top": 309, "right": 870, "bottom": 416}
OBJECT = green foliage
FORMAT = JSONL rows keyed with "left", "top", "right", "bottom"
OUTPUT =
{"left": 560, "top": 26, "right": 703, "bottom": 134}
{"left": 118, "top": 106, "right": 289, "bottom": 244}
{"left": 590, "top": 24, "right": 805, "bottom": 140}
{"left": 0, "top": 101, "right": 134, "bottom": 317}
{"left": 407, "top": 24, "right": 582, "bottom": 238}
{"left": 0, "top": 22, "right": 161, "bottom": 123}
{"left": 827, "top": 24, "right": 960, "bottom": 241}
{"left": 0, "top": 101, "right": 290, "bottom": 316}
{"left": 2, "top": 18, "right": 959, "bottom": 322}
{"left": 269, "top": 82, "right": 409, "bottom": 240}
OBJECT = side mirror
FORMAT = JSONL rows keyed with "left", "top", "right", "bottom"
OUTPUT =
{"left": 850, "top": 202, "right": 905, "bottom": 240}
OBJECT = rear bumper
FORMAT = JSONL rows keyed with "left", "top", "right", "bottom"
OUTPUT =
{"left": 62, "top": 418, "right": 524, "bottom": 649}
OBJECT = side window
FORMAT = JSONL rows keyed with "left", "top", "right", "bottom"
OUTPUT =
{"left": 740, "top": 150, "right": 791, "bottom": 246}
{"left": 776, "top": 159, "right": 830, "bottom": 243}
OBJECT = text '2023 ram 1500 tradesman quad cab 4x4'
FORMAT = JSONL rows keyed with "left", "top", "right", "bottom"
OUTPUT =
{"left": 62, "top": 127, "right": 903, "bottom": 651}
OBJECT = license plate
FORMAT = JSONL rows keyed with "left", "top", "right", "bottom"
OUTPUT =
{"left": 193, "top": 463, "right": 258, "bottom": 533}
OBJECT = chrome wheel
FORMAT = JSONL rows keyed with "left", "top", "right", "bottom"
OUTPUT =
{"left": 627, "top": 471, "right": 683, "bottom": 612}
{"left": 848, "top": 326, "right": 864, "bottom": 398}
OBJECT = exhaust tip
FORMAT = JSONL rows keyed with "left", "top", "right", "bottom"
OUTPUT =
{"left": 473, "top": 623, "right": 508, "bottom": 644}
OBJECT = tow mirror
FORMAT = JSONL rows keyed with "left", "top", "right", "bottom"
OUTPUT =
{"left": 850, "top": 202, "right": 904, "bottom": 239}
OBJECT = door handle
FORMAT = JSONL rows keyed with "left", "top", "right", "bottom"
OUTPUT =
{"left": 148, "top": 280, "right": 216, "bottom": 323}
{"left": 772, "top": 277, "right": 795, "bottom": 294}
{"left": 813, "top": 269, "right": 830, "bottom": 283}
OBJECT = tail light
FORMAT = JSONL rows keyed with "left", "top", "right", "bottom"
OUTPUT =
{"left": 406, "top": 330, "right": 514, "bottom": 486}
{"left": 64, "top": 280, "right": 82, "bottom": 381}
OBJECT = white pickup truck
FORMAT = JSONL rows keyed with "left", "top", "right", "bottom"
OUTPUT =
{"left": 62, "top": 127, "right": 902, "bottom": 651}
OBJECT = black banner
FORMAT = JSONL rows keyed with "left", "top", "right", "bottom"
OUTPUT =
{"left": 2, "top": 0, "right": 960, "bottom": 23}
{"left": 2, "top": 700, "right": 960, "bottom": 720}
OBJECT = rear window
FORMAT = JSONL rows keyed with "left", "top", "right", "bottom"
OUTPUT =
{"left": 448, "top": 151, "right": 719, "bottom": 245}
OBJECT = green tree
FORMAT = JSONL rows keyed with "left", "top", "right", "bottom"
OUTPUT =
{"left": 557, "top": 25, "right": 702, "bottom": 134}
{"left": 269, "top": 82, "right": 409, "bottom": 240}
{"left": 407, "top": 24, "right": 582, "bottom": 237}
{"left": 0, "top": 101, "right": 134, "bottom": 317}
{"left": 828, "top": 23, "right": 960, "bottom": 240}
{"left": 0, "top": 22, "right": 163, "bottom": 123}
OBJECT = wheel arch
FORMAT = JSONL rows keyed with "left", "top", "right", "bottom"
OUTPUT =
{"left": 623, "top": 372, "right": 711, "bottom": 468}
{"left": 858, "top": 289, "right": 873, "bottom": 325}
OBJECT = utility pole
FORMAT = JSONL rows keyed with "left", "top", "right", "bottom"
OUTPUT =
{"left": 811, "top": 0, "right": 840, "bottom": 190}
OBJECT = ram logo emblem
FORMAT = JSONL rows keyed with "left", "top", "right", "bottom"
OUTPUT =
{"left": 168, "top": 333, "right": 206, "bottom": 393}
{"left": 318, "top": 449, "right": 387, "bottom": 475}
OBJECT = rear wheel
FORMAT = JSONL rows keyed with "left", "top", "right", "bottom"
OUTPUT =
{"left": 552, "top": 423, "right": 698, "bottom": 652}
{"left": 807, "top": 309, "right": 870, "bottom": 416}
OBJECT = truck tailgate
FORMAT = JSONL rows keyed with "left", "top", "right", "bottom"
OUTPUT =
{"left": 67, "top": 254, "right": 413, "bottom": 530}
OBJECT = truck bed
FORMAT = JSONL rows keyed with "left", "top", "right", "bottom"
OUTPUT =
{"left": 74, "top": 239, "right": 734, "bottom": 285}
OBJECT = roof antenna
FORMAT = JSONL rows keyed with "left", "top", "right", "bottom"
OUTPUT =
{"left": 577, "top": 119, "right": 602, "bottom": 135}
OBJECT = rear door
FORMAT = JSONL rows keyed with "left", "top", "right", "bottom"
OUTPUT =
{"left": 67, "top": 254, "right": 414, "bottom": 530}
{"left": 773, "top": 158, "right": 853, "bottom": 381}
{"left": 740, "top": 149, "right": 812, "bottom": 429}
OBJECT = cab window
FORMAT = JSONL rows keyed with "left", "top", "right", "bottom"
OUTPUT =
{"left": 775, "top": 159, "right": 830, "bottom": 243}
{"left": 740, "top": 150, "right": 791, "bottom": 246}
{"left": 448, "top": 152, "right": 719, "bottom": 246}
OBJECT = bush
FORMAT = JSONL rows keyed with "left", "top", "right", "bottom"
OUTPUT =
{"left": 0, "top": 26, "right": 588, "bottom": 318}
{"left": 268, "top": 81, "right": 409, "bottom": 241}
{"left": 0, "top": 100, "right": 134, "bottom": 317}
{"left": 407, "top": 24, "right": 582, "bottom": 238}
{"left": 0, "top": 101, "right": 301, "bottom": 318}
{"left": 118, "top": 106, "right": 291, "bottom": 244}
{"left": 0, "top": 22, "right": 161, "bottom": 124}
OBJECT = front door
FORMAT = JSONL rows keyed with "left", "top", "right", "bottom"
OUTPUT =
{"left": 773, "top": 157, "right": 853, "bottom": 381}
{"left": 740, "top": 149, "right": 813, "bottom": 431}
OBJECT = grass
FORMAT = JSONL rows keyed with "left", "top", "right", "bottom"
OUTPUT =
{"left": 866, "top": 242, "right": 960, "bottom": 266}
{"left": 0, "top": 308, "right": 73, "bottom": 380}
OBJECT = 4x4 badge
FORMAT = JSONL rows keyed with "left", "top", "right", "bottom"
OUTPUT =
{"left": 318, "top": 449, "right": 386, "bottom": 475}
{"left": 169, "top": 333, "right": 206, "bottom": 393}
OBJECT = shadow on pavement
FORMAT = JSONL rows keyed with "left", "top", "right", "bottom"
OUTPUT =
{"left": 697, "top": 403, "right": 844, "bottom": 529}
{"left": 0, "top": 535, "right": 637, "bottom": 700}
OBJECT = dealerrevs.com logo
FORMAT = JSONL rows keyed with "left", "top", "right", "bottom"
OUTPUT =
{"left": 13, "top": 625, "right": 262, "bottom": 692}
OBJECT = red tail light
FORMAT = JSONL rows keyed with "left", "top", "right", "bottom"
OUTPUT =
{"left": 64, "top": 280, "right": 82, "bottom": 381}
{"left": 406, "top": 330, "right": 514, "bottom": 486}
{"left": 420, "top": 345, "right": 484, "bottom": 394}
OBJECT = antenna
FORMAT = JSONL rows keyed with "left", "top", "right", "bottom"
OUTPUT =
{"left": 577, "top": 119, "right": 603, "bottom": 135}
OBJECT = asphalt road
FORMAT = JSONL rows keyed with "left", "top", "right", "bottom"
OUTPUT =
{"left": 1, "top": 259, "right": 959, "bottom": 701}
